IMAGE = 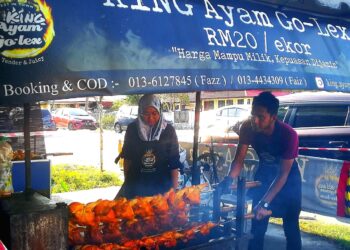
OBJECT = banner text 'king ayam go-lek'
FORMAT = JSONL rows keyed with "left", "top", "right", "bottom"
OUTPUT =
{"left": 1, "top": 0, "right": 350, "bottom": 104}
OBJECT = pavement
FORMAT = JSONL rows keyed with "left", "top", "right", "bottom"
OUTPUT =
{"left": 52, "top": 186, "right": 350, "bottom": 250}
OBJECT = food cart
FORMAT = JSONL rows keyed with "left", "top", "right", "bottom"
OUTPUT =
{"left": 0, "top": 0, "right": 350, "bottom": 249}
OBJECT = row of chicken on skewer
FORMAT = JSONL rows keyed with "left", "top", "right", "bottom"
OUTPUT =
{"left": 74, "top": 221, "right": 217, "bottom": 250}
{"left": 69, "top": 184, "right": 209, "bottom": 246}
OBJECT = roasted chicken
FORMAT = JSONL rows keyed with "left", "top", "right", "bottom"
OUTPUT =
{"left": 69, "top": 184, "right": 212, "bottom": 248}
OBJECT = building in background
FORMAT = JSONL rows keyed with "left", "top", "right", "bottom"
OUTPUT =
{"left": 40, "top": 96, "right": 126, "bottom": 111}
{"left": 188, "top": 90, "right": 291, "bottom": 111}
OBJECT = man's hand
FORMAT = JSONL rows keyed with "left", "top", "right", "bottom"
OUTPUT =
{"left": 217, "top": 176, "right": 234, "bottom": 194}
{"left": 253, "top": 202, "right": 272, "bottom": 220}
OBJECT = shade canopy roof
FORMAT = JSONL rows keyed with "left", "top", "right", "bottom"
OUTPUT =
{"left": 1, "top": 0, "right": 350, "bottom": 105}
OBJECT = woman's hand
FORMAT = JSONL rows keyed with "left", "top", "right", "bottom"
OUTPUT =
{"left": 171, "top": 169, "right": 179, "bottom": 189}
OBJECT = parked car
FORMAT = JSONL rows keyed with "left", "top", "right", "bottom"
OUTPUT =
{"left": 40, "top": 109, "right": 57, "bottom": 131}
{"left": 211, "top": 105, "right": 250, "bottom": 129}
{"left": 52, "top": 108, "right": 98, "bottom": 130}
{"left": 114, "top": 105, "right": 174, "bottom": 133}
{"left": 114, "top": 105, "right": 138, "bottom": 133}
{"left": 0, "top": 107, "right": 14, "bottom": 132}
{"left": 4, "top": 106, "right": 56, "bottom": 132}
{"left": 219, "top": 92, "right": 350, "bottom": 161}
{"left": 0, "top": 104, "right": 48, "bottom": 157}
{"left": 200, "top": 123, "right": 238, "bottom": 144}
{"left": 199, "top": 105, "right": 249, "bottom": 142}
{"left": 277, "top": 91, "right": 350, "bottom": 161}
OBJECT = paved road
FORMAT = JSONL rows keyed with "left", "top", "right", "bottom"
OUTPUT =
{"left": 44, "top": 128, "right": 193, "bottom": 172}
{"left": 44, "top": 129, "right": 125, "bottom": 172}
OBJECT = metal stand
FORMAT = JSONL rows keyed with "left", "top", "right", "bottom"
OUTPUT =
{"left": 236, "top": 177, "right": 246, "bottom": 239}
{"left": 212, "top": 178, "right": 261, "bottom": 250}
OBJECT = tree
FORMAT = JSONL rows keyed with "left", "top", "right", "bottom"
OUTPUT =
{"left": 111, "top": 100, "right": 124, "bottom": 111}
{"left": 125, "top": 95, "right": 142, "bottom": 105}
{"left": 159, "top": 93, "right": 190, "bottom": 111}
{"left": 123, "top": 93, "right": 190, "bottom": 111}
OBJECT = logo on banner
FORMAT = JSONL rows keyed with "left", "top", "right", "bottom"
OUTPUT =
{"left": 315, "top": 166, "right": 338, "bottom": 206}
{"left": 0, "top": 0, "right": 54, "bottom": 63}
{"left": 315, "top": 77, "right": 325, "bottom": 89}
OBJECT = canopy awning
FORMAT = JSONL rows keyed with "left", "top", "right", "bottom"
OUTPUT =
{"left": 1, "top": 0, "right": 350, "bottom": 105}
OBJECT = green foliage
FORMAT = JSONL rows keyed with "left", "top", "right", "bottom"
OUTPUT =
{"left": 298, "top": 220, "right": 350, "bottom": 249}
{"left": 111, "top": 100, "right": 124, "bottom": 111}
{"left": 101, "top": 113, "right": 115, "bottom": 129}
{"left": 177, "top": 93, "right": 190, "bottom": 106}
{"left": 122, "top": 93, "right": 190, "bottom": 111}
{"left": 51, "top": 164, "right": 123, "bottom": 193}
{"left": 125, "top": 95, "right": 142, "bottom": 105}
{"left": 160, "top": 93, "right": 190, "bottom": 111}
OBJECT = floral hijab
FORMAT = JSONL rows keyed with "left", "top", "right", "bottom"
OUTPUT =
{"left": 137, "top": 94, "right": 167, "bottom": 141}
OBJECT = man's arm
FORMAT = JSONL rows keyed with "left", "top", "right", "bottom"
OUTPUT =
{"left": 218, "top": 143, "right": 249, "bottom": 194}
{"left": 255, "top": 158, "right": 294, "bottom": 220}
{"left": 228, "top": 143, "right": 249, "bottom": 178}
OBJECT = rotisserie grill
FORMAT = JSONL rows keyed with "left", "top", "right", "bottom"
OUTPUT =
{"left": 68, "top": 178, "right": 260, "bottom": 250}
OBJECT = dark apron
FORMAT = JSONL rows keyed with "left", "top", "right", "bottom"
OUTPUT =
{"left": 249, "top": 124, "right": 301, "bottom": 217}
{"left": 116, "top": 139, "right": 172, "bottom": 199}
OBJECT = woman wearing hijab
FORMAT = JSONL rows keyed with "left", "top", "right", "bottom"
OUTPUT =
{"left": 116, "top": 94, "right": 181, "bottom": 199}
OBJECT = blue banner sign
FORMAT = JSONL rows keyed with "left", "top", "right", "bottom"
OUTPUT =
{"left": 1, "top": 0, "right": 350, "bottom": 104}
{"left": 297, "top": 155, "right": 343, "bottom": 216}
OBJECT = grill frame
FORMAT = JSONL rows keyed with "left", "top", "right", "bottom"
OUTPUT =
{"left": 0, "top": 192, "right": 68, "bottom": 250}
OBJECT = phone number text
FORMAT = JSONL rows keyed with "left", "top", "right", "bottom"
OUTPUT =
{"left": 234, "top": 74, "right": 306, "bottom": 86}
{"left": 128, "top": 75, "right": 226, "bottom": 88}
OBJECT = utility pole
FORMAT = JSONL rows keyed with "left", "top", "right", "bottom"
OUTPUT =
{"left": 98, "top": 96, "right": 104, "bottom": 172}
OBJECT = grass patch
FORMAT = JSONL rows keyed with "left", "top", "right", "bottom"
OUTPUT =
{"left": 51, "top": 164, "right": 123, "bottom": 193}
{"left": 270, "top": 217, "right": 350, "bottom": 249}
{"left": 101, "top": 113, "right": 115, "bottom": 130}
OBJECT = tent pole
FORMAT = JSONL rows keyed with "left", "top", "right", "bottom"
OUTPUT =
{"left": 99, "top": 96, "right": 104, "bottom": 172}
{"left": 191, "top": 91, "right": 201, "bottom": 185}
{"left": 23, "top": 103, "right": 32, "bottom": 196}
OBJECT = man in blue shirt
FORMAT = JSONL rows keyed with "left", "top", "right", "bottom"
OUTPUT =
{"left": 222, "top": 91, "right": 301, "bottom": 250}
